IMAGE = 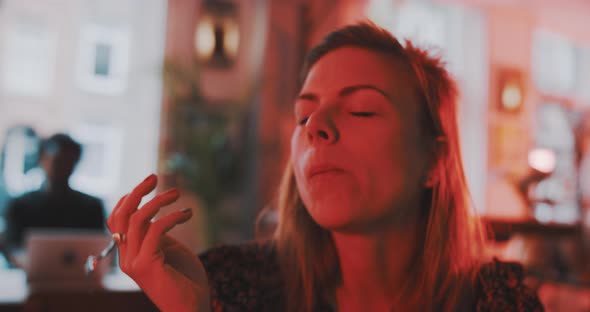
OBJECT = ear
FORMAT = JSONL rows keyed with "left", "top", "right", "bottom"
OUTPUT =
{"left": 422, "top": 137, "right": 447, "bottom": 188}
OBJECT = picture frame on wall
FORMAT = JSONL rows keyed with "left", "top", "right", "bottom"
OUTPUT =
{"left": 75, "top": 24, "right": 131, "bottom": 95}
{"left": 1, "top": 19, "right": 57, "bottom": 97}
{"left": 532, "top": 30, "right": 577, "bottom": 95}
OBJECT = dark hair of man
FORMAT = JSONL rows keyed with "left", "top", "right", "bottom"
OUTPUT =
{"left": 40, "top": 133, "right": 82, "bottom": 163}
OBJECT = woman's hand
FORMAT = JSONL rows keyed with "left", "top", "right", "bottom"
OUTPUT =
{"left": 107, "top": 174, "right": 210, "bottom": 312}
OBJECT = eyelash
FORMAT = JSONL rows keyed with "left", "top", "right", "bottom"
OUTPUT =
{"left": 350, "top": 112, "right": 376, "bottom": 117}
{"left": 299, "top": 112, "right": 376, "bottom": 125}
{"left": 298, "top": 112, "right": 375, "bottom": 125}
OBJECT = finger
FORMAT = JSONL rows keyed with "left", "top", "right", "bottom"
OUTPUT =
{"left": 114, "top": 174, "right": 158, "bottom": 232}
{"left": 126, "top": 188, "right": 181, "bottom": 259}
{"left": 138, "top": 209, "right": 193, "bottom": 261}
{"left": 107, "top": 194, "right": 128, "bottom": 232}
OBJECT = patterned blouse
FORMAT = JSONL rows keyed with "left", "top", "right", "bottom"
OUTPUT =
{"left": 199, "top": 242, "right": 544, "bottom": 312}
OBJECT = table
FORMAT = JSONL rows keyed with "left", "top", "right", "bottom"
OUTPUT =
{"left": 0, "top": 269, "right": 158, "bottom": 312}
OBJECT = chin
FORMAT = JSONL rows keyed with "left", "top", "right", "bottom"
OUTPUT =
{"left": 304, "top": 199, "right": 363, "bottom": 231}
{"left": 305, "top": 199, "right": 410, "bottom": 234}
{"left": 298, "top": 178, "right": 370, "bottom": 230}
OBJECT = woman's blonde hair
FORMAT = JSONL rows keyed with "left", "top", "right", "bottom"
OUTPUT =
{"left": 267, "top": 22, "right": 486, "bottom": 311}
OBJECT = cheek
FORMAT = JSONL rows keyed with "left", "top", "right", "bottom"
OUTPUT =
{"left": 354, "top": 131, "right": 421, "bottom": 206}
{"left": 365, "top": 145, "right": 403, "bottom": 195}
{"left": 348, "top": 125, "right": 404, "bottom": 173}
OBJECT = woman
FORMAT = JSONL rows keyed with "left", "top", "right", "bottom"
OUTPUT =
{"left": 107, "top": 23, "right": 544, "bottom": 311}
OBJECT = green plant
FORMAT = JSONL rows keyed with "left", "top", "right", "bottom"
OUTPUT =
{"left": 162, "top": 60, "right": 246, "bottom": 244}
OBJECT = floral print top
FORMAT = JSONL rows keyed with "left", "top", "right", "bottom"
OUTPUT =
{"left": 199, "top": 242, "right": 544, "bottom": 312}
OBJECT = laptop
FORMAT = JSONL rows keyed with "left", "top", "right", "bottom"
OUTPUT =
{"left": 24, "top": 229, "right": 113, "bottom": 292}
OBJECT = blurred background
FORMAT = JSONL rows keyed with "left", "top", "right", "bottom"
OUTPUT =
{"left": 0, "top": 0, "right": 589, "bottom": 311}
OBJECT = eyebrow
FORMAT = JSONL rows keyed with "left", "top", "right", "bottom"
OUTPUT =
{"left": 296, "top": 84, "right": 394, "bottom": 103}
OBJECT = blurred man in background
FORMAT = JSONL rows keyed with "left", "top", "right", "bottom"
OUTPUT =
{"left": 4, "top": 133, "right": 105, "bottom": 266}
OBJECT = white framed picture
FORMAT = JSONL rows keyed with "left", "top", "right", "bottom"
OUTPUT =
{"left": 1, "top": 20, "right": 57, "bottom": 96}
{"left": 69, "top": 123, "right": 122, "bottom": 197}
{"left": 75, "top": 24, "right": 131, "bottom": 95}
{"left": 532, "top": 30, "right": 577, "bottom": 95}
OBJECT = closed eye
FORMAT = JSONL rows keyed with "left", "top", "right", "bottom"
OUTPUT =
{"left": 350, "top": 112, "right": 376, "bottom": 117}
{"left": 298, "top": 117, "right": 309, "bottom": 125}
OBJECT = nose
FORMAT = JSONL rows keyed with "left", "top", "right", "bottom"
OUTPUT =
{"left": 305, "top": 110, "right": 338, "bottom": 144}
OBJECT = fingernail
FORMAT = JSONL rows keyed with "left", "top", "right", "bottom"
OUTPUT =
{"left": 160, "top": 188, "right": 180, "bottom": 198}
{"left": 180, "top": 208, "right": 192, "bottom": 214}
{"left": 144, "top": 174, "right": 156, "bottom": 183}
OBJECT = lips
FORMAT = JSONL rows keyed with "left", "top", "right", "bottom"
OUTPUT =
{"left": 306, "top": 164, "right": 346, "bottom": 180}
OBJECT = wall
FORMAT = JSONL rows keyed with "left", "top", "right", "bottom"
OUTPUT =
{"left": 484, "top": 5, "right": 536, "bottom": 219}
{"left": 0, "top": 0, "right": 167, "bottom": 210}
{"left": 482, "top": 3, "right": 590, "bottom": 219}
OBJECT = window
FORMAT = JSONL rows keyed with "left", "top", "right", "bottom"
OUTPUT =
{"left": 532, "top": 31, "right": 577, "bottom": 95}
